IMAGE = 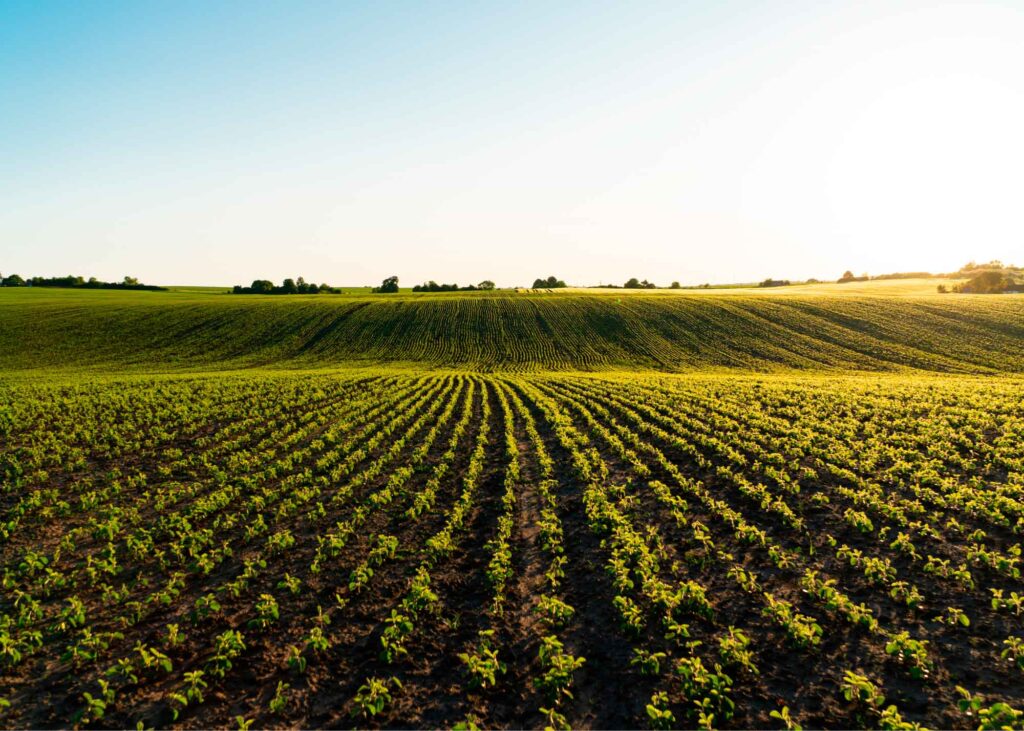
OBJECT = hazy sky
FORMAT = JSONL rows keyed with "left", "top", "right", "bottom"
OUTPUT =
{"left": 2, "top": 1, "right": 1023, "bottom": 287}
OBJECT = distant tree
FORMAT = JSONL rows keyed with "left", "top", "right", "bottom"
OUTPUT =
{"left": 232, "top": 277, "right": 340, "bottom": 294}
{"left": 123, "top": 276, "right": 139, "bottom": 286}
{"left": 413, "top": 280, "right": 475, "bottom": 292}
{"left": 937, "top": 284, "right": 948, "bottom": 293}
{"left": 375, "top": 275, "right": 400, "bottom": 293}
{"left": 960, "top": 260, "right": 1013, "bottom": 274}
{"left": 954, "top": 270, "right": 1009, "bottom": 294}
{"left": 839, "top": 270, "right": 855, "bottom": 282}
{"left": 532, "top": 276, "right": 566, "bottom": 289}
{"left": 2, "top": 274, "right": 26, "bottom": 287}
{"left": 478, "top": 280, "right": 495, "bottom": 290}
{"left": 624, "top": 277, "right": 641, "bottom": 289}
{"left": 670, "top": 281, "right": 681, "bottom": 289}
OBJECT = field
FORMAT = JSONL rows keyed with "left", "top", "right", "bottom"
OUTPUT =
{"left": 2, "top": 285, "right": 1024, "bottom": 373}
{"left": 1, "top": 288, "right": 1023, "bottom": 729}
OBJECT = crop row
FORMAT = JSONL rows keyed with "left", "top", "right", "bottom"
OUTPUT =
{"left": 0, "top": 371, "right": 1022, "bottom": 728}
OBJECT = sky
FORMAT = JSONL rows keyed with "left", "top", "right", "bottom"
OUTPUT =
{"left": 2, "top": 0, "right": 1023, "bottom": 287}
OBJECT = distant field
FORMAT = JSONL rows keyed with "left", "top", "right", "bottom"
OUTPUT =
{"left": 1, "top": 285, "right": 1022, "bottom": 374}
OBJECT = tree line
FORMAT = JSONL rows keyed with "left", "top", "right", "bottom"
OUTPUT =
{"left": 0, "top": 273, "right": 166, "bottom": 291}
{"left": 232, "top": 278, "right": 342, "bottom": 294}
{"left": 939, "top": 267, "right": 1024, "bottom": 294}
{"left": 533, "top": 276, "right": 683, "bottom": 289}
{"left": 589, "top": 278, "right": 682, "bottom": 289}
{"left": 237, "top": 274, "right": 693, "bottom": 294}
{"left": 412, "top": 280, "right": 495, "bottom": 292}
{"left": 532, "top": 276, "right": 567, "bottom": 289}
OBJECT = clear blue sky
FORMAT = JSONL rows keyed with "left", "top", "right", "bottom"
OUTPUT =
{"left": 2, "top": 0, "right": 1023, "bottom": 287}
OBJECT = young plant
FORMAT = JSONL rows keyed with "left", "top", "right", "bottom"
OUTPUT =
{"left": 718, "top": 627, "right": 758, "bottom": 675}
{"left": 286, "top": 645, "right": 306, "bottom": 674}
{"left": 630, "top": 648, "right": 667, "bottom": 677}
{"left": 1001, "top": 636, "right": 1024, "bottom": 672}
{"left": 842, "top": 670, "right": 885, "bottom": 709}
{"left": 268, "top": 681, "right": 289, "bottom": 715}
{"left": 277, "top": 573, "right": 302, "bottom": 595}
{"left": 534, "top": 595, "right": 575, "bottom": 629}
{"left": 534, "top": 635, "right": 585, "bottom": 703}
{"left": 770, "top": 705, "right": 801, "bottom": 731}
{"left": 884, "top": 632, "right": 932, "bottom": 680}
{"left": 249, "top": 594, "right": 279, "bottom": 630}
{"left": 675, "top": 657, "right": 734, "bottom": 726}
{"left": 350, "top": 676, "right": 401, "bottom": 719}
{"left": 646, "top": 691, "right": 676, "bottom": 729}
{"left": 934, "top": 607, "right": 970, "bottom": 628}
{"left": 458, "top": 630, "right": 506, "bottom": 688}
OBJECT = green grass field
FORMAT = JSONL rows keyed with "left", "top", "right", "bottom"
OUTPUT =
{"left": 1, "top": 285, "right": 1023, "bottom": 729}
{"left": 2, "top": 284, "right": 1022, "bottom": 374}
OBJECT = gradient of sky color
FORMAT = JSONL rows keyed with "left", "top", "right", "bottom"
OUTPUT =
{"left": 2, "top": 0, "right": 1023, "bottom": 287}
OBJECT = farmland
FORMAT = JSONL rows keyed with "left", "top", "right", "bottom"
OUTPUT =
{"left": 2, "top": 286, "right": 1024, "bottom": 373}
{"left": 1, "top": 288, "right": 1023, "bottom": 729}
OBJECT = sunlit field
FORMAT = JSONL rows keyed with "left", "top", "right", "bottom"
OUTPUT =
{"left": 1, "top": 288, "right": 1023, "bottom": 729}
{"left": 3, "top": 287, "right": 1023, "bottom": 373}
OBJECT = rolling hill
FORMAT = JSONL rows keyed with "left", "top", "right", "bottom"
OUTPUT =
{"left": 2, "top": 285, "right": 1022, "bottom": 374}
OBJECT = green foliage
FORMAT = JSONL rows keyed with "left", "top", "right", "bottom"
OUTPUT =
{"left": 268, "top": 681, "right": 289, "bottom": 715}
{"left": 534, "top": 595, "right": 575, "bottom": 629}
{"left": 957, "top": 687, "right": 1024, "bottom": 730}
{"left": 842, "top": 670, "right": 885, "bottom": 709}
{"left": 675, "top": 656, "right": 734, "bottom": 727}
{"left": 532, "top": 276, "right": 567, "bottom": 289}
{"left": 646, "top": 691, "right": 676, "bottom": 729}
{"left": 458, "top": 631, "right": 506, "bottom": 689}
{"left": 1001, "top": 637, "right": 1024, "bottom": 673}
{"left": 373, "top": 276, "right": 400, "bottom": 294}
{"left": 885, "top": 632, "right": 932, "bottom": 680}
{"left": 630, "top": 648, "right": 667, "bottom": 676}
{"left": 770, "top": 706, "right": 802, "bottom": 730}
{"left": 249, "top": 594, "right": 280, "bottom": 629}
{"left": 534, "top": 635, "right": 585, "bottom": 703}
{"left": 351, "top": 676, "right": 402, "bottom": 719}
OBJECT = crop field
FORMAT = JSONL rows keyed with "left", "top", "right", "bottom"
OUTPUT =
{"left": 3, "top": 287, "right": 1024, "bottom": 373}
{"left": 2, "top": 369, "right": 1023, "bottom": 729}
